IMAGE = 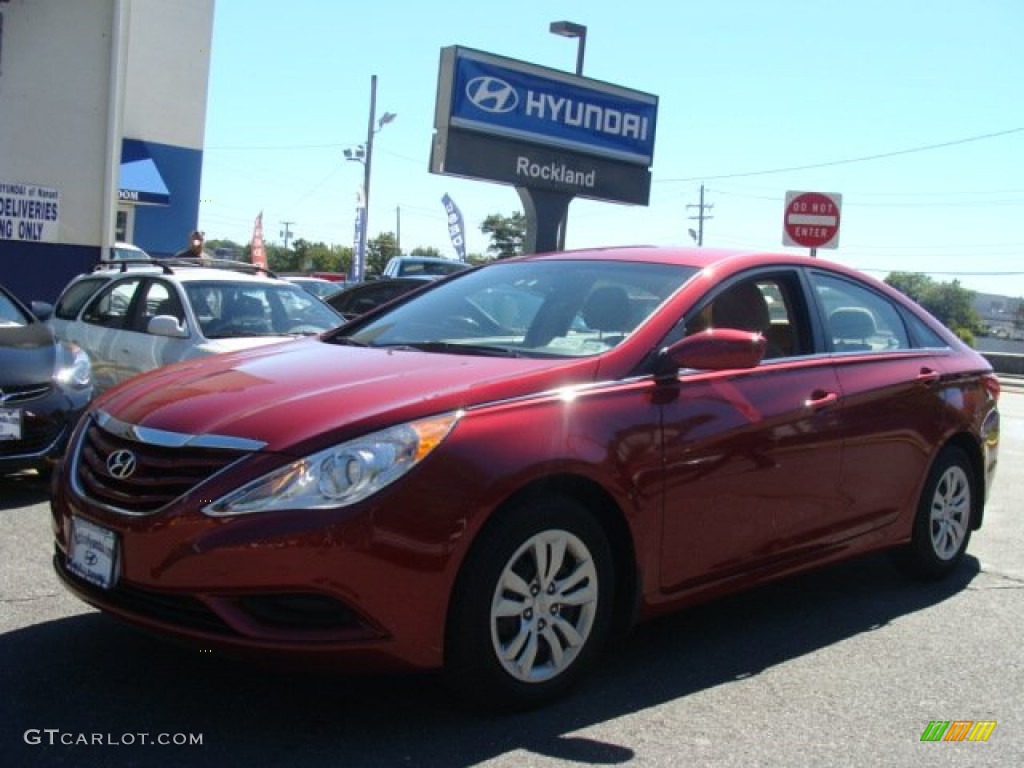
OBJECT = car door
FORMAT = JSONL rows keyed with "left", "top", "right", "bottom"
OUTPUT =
{"left": 115, "top": 277, "right": 193, "bottom": 381}
{"left": 809, "top": 270, "right": 947, "bottom": 537}
{"left": 71, "top": 276, "right": 146, "bottom": 391}
{"left": 659, "top": 272, "right": 845, "bottom": 592}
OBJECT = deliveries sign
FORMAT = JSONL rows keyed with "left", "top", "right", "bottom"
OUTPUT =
{"left": 0, "top": 182, "right": 60, "bottom": 242}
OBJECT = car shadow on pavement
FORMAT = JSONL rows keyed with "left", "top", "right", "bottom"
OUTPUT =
{"left": 1, "top": 552, "right": 980, "bottom": 767}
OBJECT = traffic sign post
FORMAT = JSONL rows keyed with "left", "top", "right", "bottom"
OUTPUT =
{"left": 782, "top": 191, "right": 842, "bottom": 255}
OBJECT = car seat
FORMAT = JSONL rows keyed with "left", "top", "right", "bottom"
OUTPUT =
{"left": 829, "top": 307, "right": 876, "bottom": 352}
{"left": 581, "top": 285, "right": 632, "bottom": 344}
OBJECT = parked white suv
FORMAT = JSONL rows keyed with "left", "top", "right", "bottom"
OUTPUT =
{"left": 382, "top": 255, "right": 470, "bottom": 279}
{"left": 49, "top": 260, "right": 344, "bottom": 393}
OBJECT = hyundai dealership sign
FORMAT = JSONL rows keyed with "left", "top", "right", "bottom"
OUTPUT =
{"left": 431, "top": 47, "right": 658, "bottom": 205}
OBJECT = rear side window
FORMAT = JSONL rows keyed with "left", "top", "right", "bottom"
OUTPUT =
{"left": 901, "top": 309, "right": 950, "bottom": 349}
{"left": 55, "top": 277, "right": 108, "bottom": 320}
{"left": 811, "top": 273, "right": 910, "bottom": 353}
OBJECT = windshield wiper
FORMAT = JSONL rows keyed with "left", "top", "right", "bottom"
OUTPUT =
{"left": 378, "top": 341, "right": 522, "bottom": 357}
{"left": 326, "top": 336, "right": 369, "bottom": 347}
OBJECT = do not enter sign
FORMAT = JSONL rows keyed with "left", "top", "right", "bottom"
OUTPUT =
{"left": 782, "top": 191, "right": 842, "bottom": 250}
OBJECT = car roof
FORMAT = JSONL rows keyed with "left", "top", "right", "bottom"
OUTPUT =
{"left": 517, "top": 245, "right": 872, "bottom": 280}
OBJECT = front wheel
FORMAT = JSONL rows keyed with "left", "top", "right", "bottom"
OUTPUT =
{"left": 445, "top": 495, "right": 614, "bottom": 710}
{"left": 896, "top": 446, "right": 975, "bottom": 580}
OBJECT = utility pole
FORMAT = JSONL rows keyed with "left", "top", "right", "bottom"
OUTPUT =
{"left": 396, "top": 206, "right": 401, "bottom": 253}
{"left": 686, "top": 185, "right": 714, "bottom": 246}
{"left": 280, "top": 221, "right": 295, "bottom": 250}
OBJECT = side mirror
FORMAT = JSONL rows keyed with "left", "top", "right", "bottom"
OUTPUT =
{"left": 147, "top": 315, "right": 188, "bottom": 339}
{"left": 658, "top": 328, "right": 766, "bottom": 375}
{"left": 30, "top": 300, "right": 54, "bottom": 321}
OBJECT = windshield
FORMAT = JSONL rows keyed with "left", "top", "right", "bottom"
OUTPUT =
{"left": 332, "top": 259, "right": 696, "bottom": 357}
{"left": 185, "top": 281, "right": 342, "bottom": 338}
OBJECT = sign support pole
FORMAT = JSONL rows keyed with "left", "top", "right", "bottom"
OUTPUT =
{"left": 517, "top": 187, "right": 573, "bottom": 254}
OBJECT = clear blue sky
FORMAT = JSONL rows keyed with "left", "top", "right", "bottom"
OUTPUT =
{"left": 198, "top": 0, "right": 1024, "bottom": 296}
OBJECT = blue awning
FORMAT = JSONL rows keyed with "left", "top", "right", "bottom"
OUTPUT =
{"left": 119, "top": 139, "right": 170, "bottom": 206}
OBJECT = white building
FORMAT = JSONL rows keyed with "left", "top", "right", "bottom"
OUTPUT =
{"left": 0, "top": 0, "right": 214, "bottom": 302}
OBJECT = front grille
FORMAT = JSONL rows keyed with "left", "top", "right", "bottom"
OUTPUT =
{"left": 0, "top": 382, "right": 53, "bottom": 405}
{"left": 55, "top": 553, "right": 237, "bottom": 636}
{"left": 0, "top": 407, "right": 65, "bottom": 458}
{"left": 74, "top": 420, "right": 248, "bottom": 514}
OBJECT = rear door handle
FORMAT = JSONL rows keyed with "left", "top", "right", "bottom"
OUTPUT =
{"left": 917, "top": 368, "right": 941, "bottom": 387}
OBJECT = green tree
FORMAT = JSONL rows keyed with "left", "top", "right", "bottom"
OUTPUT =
{"left": 266, "top": 243, "right": 299, "bottom": 273}
{"left": 481, "top": 212, "right": 526, "bottom": 259}
{"left": 885, "top": 272, "right": 981, "bottom": 344}
{"left": 366, "top": 232, "right": 400, "bottom": 277}
{"left": 884, "top": 272, "right": 935, "bottom": 304}
{"left": 410, "top": 245, "right": 442, "bottom": 257}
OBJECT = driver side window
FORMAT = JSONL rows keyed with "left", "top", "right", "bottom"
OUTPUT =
{"left": 686, "top": 275, "right": 809, "bottom": 360}
{"left": 82, "top": 278, "right": 142, "bottom": 330}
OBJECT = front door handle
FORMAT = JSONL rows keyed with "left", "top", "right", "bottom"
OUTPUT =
{"left": 805, "top": 390, "right": 839, "bottom": 409}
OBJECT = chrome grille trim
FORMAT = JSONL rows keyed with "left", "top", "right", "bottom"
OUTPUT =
{"left": 70, "top": 412, "right": 263, "bottom": 517}
{"left": 0, "top": 382, "right": 53, "bottom": 404}
{"left": 95, "top": 410, "right": 267, "bottom": 451}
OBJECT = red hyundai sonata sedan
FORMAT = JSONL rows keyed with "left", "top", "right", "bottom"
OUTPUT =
{"left": 51, "top": 246, "right": 1000, "bottom": 709}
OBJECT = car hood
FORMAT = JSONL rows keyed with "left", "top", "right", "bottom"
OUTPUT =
{"left": 0, "top": 322, "right": 56, "bottom": 386}
{"left": 97, "top": 338, "right": 600, "bottom": 453}
{"left": 200, "top": 336, "right": 299, "bottom": 355}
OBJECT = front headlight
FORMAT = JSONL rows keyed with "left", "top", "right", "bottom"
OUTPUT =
{"left": 54, "top": 342, "right": 92, "bottom": 390}
{"left": 204, "top": 411, "right": 461, "bottom": 516}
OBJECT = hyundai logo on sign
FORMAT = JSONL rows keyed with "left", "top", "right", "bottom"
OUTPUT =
{"left": 465, "top": 77, "right": 519, "bottom": 113}
{"left": 439, "top": 47, "right": 658, "bottom": 166}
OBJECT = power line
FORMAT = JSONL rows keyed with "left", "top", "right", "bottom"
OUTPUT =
{"left": 658, "top": 126, "right": 1024, "bottom": 183}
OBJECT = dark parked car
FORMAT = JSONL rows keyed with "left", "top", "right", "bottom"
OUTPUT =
{"left": 284, "top": 276, "right": 344, "bottom": 300}
{"left": 0, "top": 282, "right": 92, "bottom": 476}
{"left": 325, "top": 277, "right": 431, "bottom": 320}
{"left": 50, "top": 247, "right": 999, "bottom": 709}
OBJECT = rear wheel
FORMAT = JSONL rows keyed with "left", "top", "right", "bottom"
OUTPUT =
{"left": 445, "top": 495, "right": 614, "bottom": 710}
{"left": 897, "top": 447, "right": 975, "bottom": 579}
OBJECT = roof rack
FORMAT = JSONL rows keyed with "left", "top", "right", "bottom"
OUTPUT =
{"left": 91, "top": 257, "right": 279, "bottom": 279}
{"left": 162, "top": 257, "right": 279, "bottom": 279}
{"left": 93, "top": 259, "right": 174, "bottom": 274}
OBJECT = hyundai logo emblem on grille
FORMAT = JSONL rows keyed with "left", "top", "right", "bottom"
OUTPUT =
{"left": 106, "top": 449, "right": 138, "bottom": 479}
{"left": 465, "top": 76, "right": 519, "bottom": 114}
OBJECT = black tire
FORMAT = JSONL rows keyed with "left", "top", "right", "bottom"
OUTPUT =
{"left": 445, "top": 495, "right": 615, "bottom": 711}
{"left": 896, "top": 446, "right": 975, "bottom": 580}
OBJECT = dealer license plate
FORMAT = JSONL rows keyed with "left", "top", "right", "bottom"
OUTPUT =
{"left": 67, "top": 517, "right": 119, "bottom": 590}
{"left": 0, "top": 407, "right": 22, "bottom": 440}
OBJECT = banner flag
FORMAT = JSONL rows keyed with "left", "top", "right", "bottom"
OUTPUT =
{"left": 441, "top": 193, "right": 467, "bottom": 261}
{"left": 250, "top": 211, "right": 267, "bottom": 268}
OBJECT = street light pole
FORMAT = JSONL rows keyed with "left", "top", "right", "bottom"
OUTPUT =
{"left": 548, "top": 21, "right": 587, "bottom": 250}
{"left": 346, "top": 75, "right": 396, "bottom": 282}
{"left": 355, "top": 75, "right": 378, "bottom": 283}
{"left": 549, "top": 20, "right": 587, "bottom": 76}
